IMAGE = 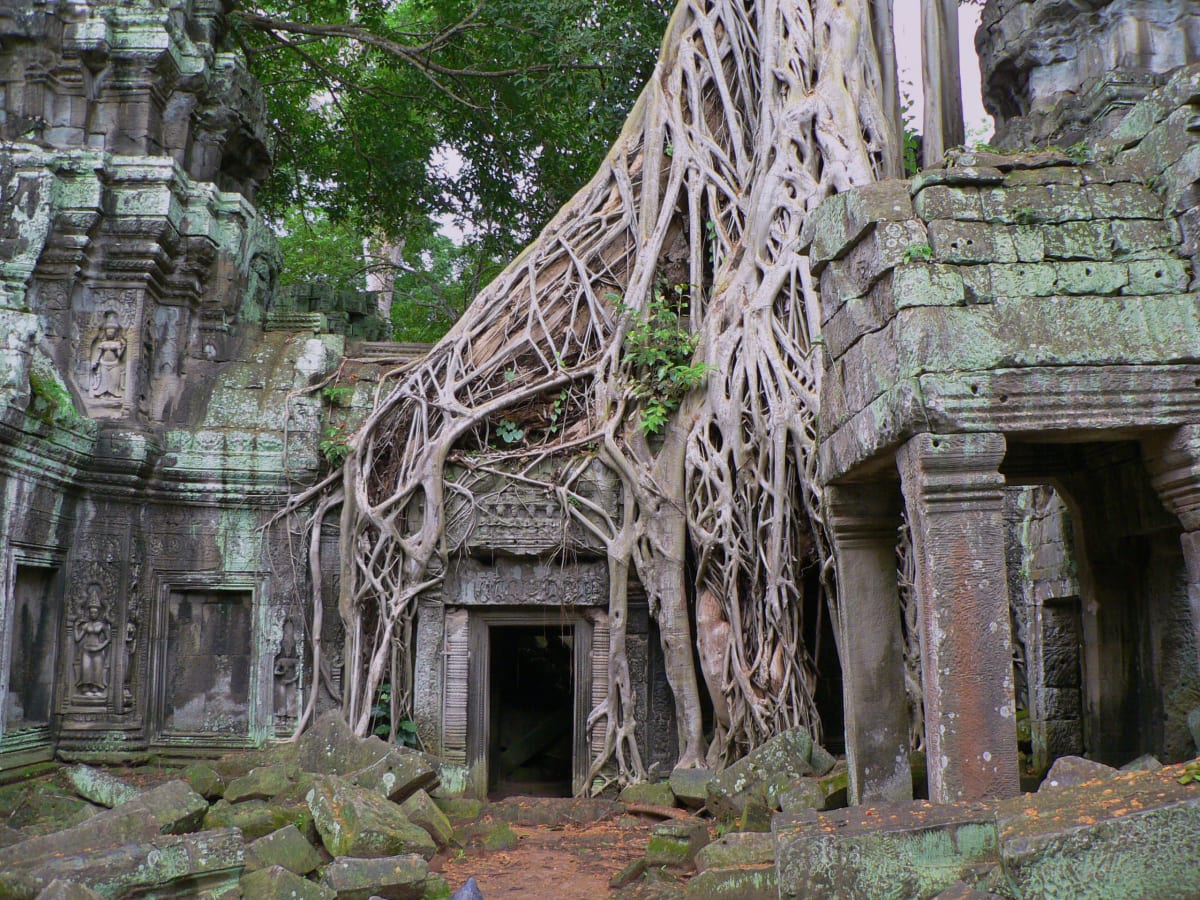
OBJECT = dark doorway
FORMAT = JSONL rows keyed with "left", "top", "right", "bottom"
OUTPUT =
{"left": 5, "top": 566, "right": 60, "bottom": 728}
{"left": 488, "top": 625, "right": 574, "bottom": 797}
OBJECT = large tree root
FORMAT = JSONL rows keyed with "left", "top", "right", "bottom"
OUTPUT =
{"left": 288, "top": 0, "right": 898, "bottom": 785}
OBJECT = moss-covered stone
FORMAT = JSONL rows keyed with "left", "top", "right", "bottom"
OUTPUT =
{"left": 225, "top": 764, "right": 293, "bottom": 803}
{"left": 619, "top": 781, "right": 678, "bottom": 808}
{"left": 182, "top": 763, "right": 226, "bottom": 801}
{"left": 241, "top": 865, "right": 334, "bottom": 900}
{"left": 433, "top": 797, "right": 484, "bottom": 822}
{"left": 307, "top": 775, "right": 436, "bottom": 860}
{"left": 243, "top": 823, "right": 323, "bottom": 875}
{"left": 203, "top": 798, "right": 296, "bottom": 841}
{"left": 320, "top": 854, "right": 430, "bottom": 900}
{"left": 685, "top": 865, "right": 778, "bottom": 899}
{"left": 399, "top": 789, "right": 454, "bottom": 848}
{"left": 695, "top": 831, "right": 775, "bottom": 871}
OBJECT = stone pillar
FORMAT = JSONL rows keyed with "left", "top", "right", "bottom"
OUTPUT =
{"left": 897, "top": 433, "right": 1019, "bottom": 803}
{"left": 827, "top": 483, "right": 912, "bottom": 805}
{"left": 1144, "top": 426, "right": 1200, "bottom": 692}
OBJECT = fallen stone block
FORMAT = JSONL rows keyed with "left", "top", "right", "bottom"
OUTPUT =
{"left": 930, "top": 881, "right": 1006, "bottom": 899}
{"left": 457, "top": 819, "right": 517, "bottom": 850}
{"left": 610, "top": 858, "right": 648, "bottom": 888}
{"left": 620, "top": 781, "right": 677, "bottom": 808}
{"left": 307, "top": 776, "right": 436, "bottom": 859}
{"left": 1037, "top": 755, "right": 1119, "bottom": 791}
{"left": 350, "top": 747, "right": 438, "bottom": 803}
{"left": 1120, "top": 754, "right": 1163, "bottom": 772}
{"left": 33, "top": 880, "right": 105, "bottom": 900}
{"left": 183, "top": 762, "right": 226, "bottom": 801}
{"left": 241, "top": 865, "right": 335, "bottom": 900}
{"left": 775, "top": 801, "right": 1000, "bottom": 899}
{"left": 27, "top": 828, "right": 244, "bottom": 899}
{"left": 0, "top": 780, "right": 208, "bottom": 873}
{"left": 244, "top": 823, "right": 324, "bottom": 875}
{"left": 434, "top": 797, "right": 484, "bottom": 822}
{"left": 685, "top": 865, "right": 777, "bottom": 899}
{"left": 203, "top": 798, "right": 297, "bottom": 841}
{"left": 779, "top": 780, "right": 826, "bottom": 812}
{"left": 669, "top": 768, "right": 713, "bottom": 809}
{"left": 695, "top": 830, "right": 775, "bottom": 872}
{"left": 225, "top": 764, "right": 294, "bottom": 802}
{"left": 399, "top": 789, "right": 454, "bottom": 848}
{"left": 708, "top": 728, "right": 836, "bottom": 820}
{"left": 62, "top": 765, "right": 138, "bottom": 809}
{"left": 645, "top": 816, "right": 709, "bottom": 869}
{"left": 319, "top": 854, "right": 430, "bottom": 900}
{"left": 997, "top": 763, "right": 1200, "bottom": 898}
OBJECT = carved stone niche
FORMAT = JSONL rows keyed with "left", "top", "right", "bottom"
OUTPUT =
{"left": 74, "top": 296, "right": 140, "bottom": 419}
{"left": 147, "top": 573, "right": 271, "bottom": 748}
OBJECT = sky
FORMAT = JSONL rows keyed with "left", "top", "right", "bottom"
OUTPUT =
{"left": 895, "top": 0, "right": 994, "bottom": 140}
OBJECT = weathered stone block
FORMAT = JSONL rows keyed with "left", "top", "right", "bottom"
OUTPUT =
{"left": 1126, "top": 258, "right": 1190, "bottom": 294}
{"left": 988, "top": 262, "right": 1057, "bottom": 297}
{"left": 244, "top": 824, "right": 323, "bottom": 875}
{"left": 910, "top": 167, "right": 1005, "bottom": 194}
{"left": 619, "top": 781, "right": 677, "bottom": 808}
{"left": 203, "top": 799, "right": 297, "bottom": 842}
{"left": 928, "top": 221, "right": 1018, "bottom": 264}
{"left": 1041, "top": 220, "right": 1113, "bottom": 261}
{"left": 1011, "top": 225, "right": 1045, "bottom": 262}
{"left": 775, "top": 802, "right": 1000, "bottom": 900}
{"left": 645, "top": 816, "right": 709, "bottom": 869}
{"left": 779, "top": 779, "right": 826, "bottom": 812}
{"left": 32, "top": 879, "right": 106, "bottom": 900}
{"left": 891, "top": 264, "right": 965, "bottom": 310}
{"left": 62, "top": 765, "right": 137, "bottom": 809}
{"left": 319, "top": 854, "right": 429, "bottom": 900}
{"left": 350, "top": 747, "right": 439, "bottom": 803}
{"left": 914, "top": 185, "right": 984, "bottom": 221}
{"left": 980, "top": 183, "right": 1091, "bottom": 224}
{"left": 27, "top": 828, "right": 244, "bottom": 899}
{"left": 1110, "top": 218, "right": 1179, "bottom": 256}
{"left": 685, "top": 865, "right": 777, "bottom": 899}
{"left": 669, "top": 768, "right": 714, "bottom": 809}
{"left": 707, "top": 728, "right": 835, "bottom": 820}
{"left": 1120, "top": 754, "right": 1163, "bottom": 773}
{"left": 1055, "top": 261, "right": 1129, "bottom": 294}
{"left": 399, "top": 789, "right": 454, "bottom": 848}
{"left": 307, "top": 776, "right": 436, "bottom": 860}
{"left": 998, "top": 766, "right": 1200, "bottom": 898}
{"left": 225, "top": 764, "right": 293, "bottom": 803}
{"left": 1086, "top": 182, "right": 1162, "bottom": 219}
{"left": 241, "top": 865, "right": 335, "bottom": 900}
{"left": 183, "top": 763, "right": 226, "bottom": 801}
{"left": 1038, "top": 755, "right": 1119, "bottom": 791}
{"left": 695, "top": 830, "right": 775, "bottom": 871}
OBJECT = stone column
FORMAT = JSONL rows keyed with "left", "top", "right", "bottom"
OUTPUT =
{"left": 1144, "top": 426, "right": 1200, "bottom": 688}
{"left": 898, "top": 432, "right": 1019, "bottom": 803}
{"left": 827, "top": 483, "right": 913, "bottom": 805}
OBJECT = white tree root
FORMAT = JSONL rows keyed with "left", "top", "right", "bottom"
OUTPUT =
{"left": 289, "top": 0, "right": 899, "bottom": 786}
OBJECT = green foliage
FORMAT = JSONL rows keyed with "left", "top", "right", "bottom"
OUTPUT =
{"left": 620, "top": 285, "right": 712, "bottom": 435}
{"left": 496, "top": 419, "right": 525, "bottom": 445}
{"left": 276, "top": 207, "right": 370, "bottom": 292}
{"left": 1180, "top": 760, "right": 1200, "bottom": 785}
{"left": 903, "top": 242, "right": 933, "bottom": 263}
{"left": 369, "top": 683, "right": 420, "bottom": 748}
{"left": 26, "top": 369, "right": 68, "bottom": 425}
{"left": 320, "top": 426, "right": 350, "bottom": 466}
{"left": 1066, "top": 141, "right": 1093, "bottom": 164}
{"left": 1013, "top": 206, "right": 1037, "bottom": 226}
{"left": 321, "top": 384, "right": 354, "bottom": 406}
{"left": 240, "top": 0, "right": 671, "bottom": 304}
{"left": 388, "top": 235, "right": 489, "bottom": 343}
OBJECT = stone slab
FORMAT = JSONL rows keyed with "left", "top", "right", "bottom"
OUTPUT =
{"left": 319, "top": 854, "right": 430, "bottom": 900}
{"left": 775, "top": 802, "right": 1000, "bottom": 900}
{"left": 241, "top": 866, "right": 335, "bottom": 900}
{"left": 996, "top": 764, "right": 1200, "bottom": 898}
{"left": 244, "top": 823, "right": 324, "bottom": 875}
{"left": 62, "top": 765, "right": 137, "bottom": 809}
{"left": 307, "top": 775, "right": 436, "bottom": 860}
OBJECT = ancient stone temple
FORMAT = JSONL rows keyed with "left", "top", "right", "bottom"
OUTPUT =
{"left": 814, "top": 13, "right": 1200, "bottom": 805}
{"left": 0, "top": 0, "right": 393, "bottom": 769}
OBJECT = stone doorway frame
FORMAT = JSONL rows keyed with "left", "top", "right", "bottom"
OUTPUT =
{"left": 0, "top": 547, "right": 64, "bottom": 761}
{"left": 466, "top": 609, "right": 595, "bottom": 798}
{"left": 147, "top": 571, "right": 271, "bottom": 749}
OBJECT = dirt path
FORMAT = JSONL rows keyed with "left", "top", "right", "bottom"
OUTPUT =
{"left": 435, "top": 812, "right": 676, "bottom": 898}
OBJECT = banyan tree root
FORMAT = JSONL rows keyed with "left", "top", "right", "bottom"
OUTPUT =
{"left": 291, "top": 0, "right": 899, "bottom": 786}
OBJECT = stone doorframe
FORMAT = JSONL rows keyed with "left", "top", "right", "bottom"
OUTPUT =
{"left": 464, "top": 608, "right": 597, "bottom": 799}
{"left": 146, "top": 571, "right": 272, "bottom": 749}
{"left": 0, "top": 546, "right": 64, "bottom": 757}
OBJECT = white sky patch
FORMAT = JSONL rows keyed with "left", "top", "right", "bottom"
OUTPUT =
{"left": 895, "top": 0, "right": 994, "bottom": 140}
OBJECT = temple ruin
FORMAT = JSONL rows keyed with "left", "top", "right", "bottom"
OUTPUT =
{"left": 2, "top": 0, "right": 1200, "bottom": 837}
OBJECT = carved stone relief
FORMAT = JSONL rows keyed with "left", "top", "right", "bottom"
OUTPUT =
{"left": 445, "top": 558, "right": 607, "bottom": 607}
{"left": 71, "top": 583, "right": 113, "bottom": 704}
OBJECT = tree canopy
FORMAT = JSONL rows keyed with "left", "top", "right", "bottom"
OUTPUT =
{"left": 234, "top": 0, "right": 674, "bottom": 309}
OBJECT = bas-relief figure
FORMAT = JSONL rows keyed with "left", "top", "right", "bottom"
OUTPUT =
{"left": 87, "top": 311, "right": 126, "bottom": 401}
{"left": 73, "top": 585, "right": 111, "bottom": 703}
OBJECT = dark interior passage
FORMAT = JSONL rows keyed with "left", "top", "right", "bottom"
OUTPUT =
{"left": 5, "top": 566, "right": 60, "bottom": 728}
{"left": 488, "top": 625, "right": 574, "bottom": 798}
